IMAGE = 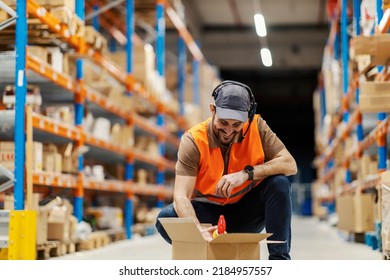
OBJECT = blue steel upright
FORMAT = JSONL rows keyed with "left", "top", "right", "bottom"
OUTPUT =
{"left": 178, "top": 36, "right": 186, "bottom": 117}
{"left": 74, "top": 0, "right": 85, "bottom": 221}
{"left": 353, "top": 0, "right": 364, "bottom": 143}
{"left": 178, "top": 35, "right": 186, "bottom": 142}
{"left": 192, "top": 42, "right": 201, "bottom": 107}
{"left": 341, "top": 0, "right": 352, "bottom": 183}
{"left": 92, "top": 4, "right": 100, "bottom": 30}
{"left": 14, "top": 0, "right": 27, "bottom": 210}
{"left": 156, "top": 0, "right": 165, "bottom": 189}
{"left": 376, "top": 0, "right": 388, "bottom": 171}
{"left": 124, "top": 0, "right": 135, "bottom": 239}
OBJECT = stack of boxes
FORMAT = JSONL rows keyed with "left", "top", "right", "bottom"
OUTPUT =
{"left": 0, "top": 141, "right": 42, "bottom": 172}
{"left": 336, "top": 190, "right": 376, "bottom": 234}
{"left": 4, "top": 194, "right": 76, "bottom": 247}
{"left": 350, "top": 34, "right": 390, "bottom": 112}
{"left": 42, "top": 144, "right": 62, "bottom": 174}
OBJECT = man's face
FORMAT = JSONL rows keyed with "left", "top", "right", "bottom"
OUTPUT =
{"left": 211, "top": 110, "right": 244, "bottom": 145}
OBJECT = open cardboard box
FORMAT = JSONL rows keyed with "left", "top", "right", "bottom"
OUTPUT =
{"left": 159, "top": 218, "right": 279, "bottom": 260}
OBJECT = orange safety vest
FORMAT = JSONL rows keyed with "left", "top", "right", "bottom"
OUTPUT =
{"left": 188, "top": 114, "right": 265, "bottom": 205}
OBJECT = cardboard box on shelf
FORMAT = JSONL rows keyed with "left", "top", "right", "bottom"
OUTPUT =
{"left": 92, "top": 117, "right": 111, "bottom": 142}
{"left": 0, "top": 141, "right": 42, "bottom": 171}
{"left": 105, "top": 45, "right": 146, "bottom": 82}
{"left": 47, "top": 199, "right": 74, "bottom": 242}
{"left": 57, "top": 143, "right": 87, "bottom": 174}
{"left": 360, "top": 81, "right": 390, "bottom": 96}
{"left": 50, "top": 6, "right": 85, "bottom": 37}
{"left": 3, "top": 195, "right": 14, "bottom": 210}
{"left": 336, "top": 194, "right": 354, "bottom": 231}
{"left": 360, "top": 80, "right": 390, "bottom": 112}
{"left": 0, "top": 141, "right": 14, "bottom": 151}
{"left": 351, "top": 34, "right": 390, "bottom": 65}
{"left": 42, "top": 152, "right": 54, "bottom": 172}
{"left": 28, "top": 46, "right": 49, "bottom": 63}
{"left": 47, "top": 0, "right": 75, "bottom": 10}
{"left": 336, "top": 192, "right": 375, "bottom": 233}
{"left": 36, "top": 209, "right": 49, "bottom": 245}
{"left": 84, "top": 26, "right": 107, "bottom": 52}
{"left": 0, "top": 149, "right": 14, "bottom": 171}
{"left": 359, "top": 93, "right": 390, "bottom": 113}
{"left": 36, "top": 196, "right": 62, "bottom": 244}
{"left": 47, "top": 47, "right": 64, "bottom": 73}
{"left": 32, "top": 142, "right": 43, "bottom": 172}
{"left": 3, "top": 193, "right": 61, "bottom": 244}
{"left": 354, "top": 192, "right": 375, "bottom": 233}
{"left": 3, "top": 0, "right": 76, "bottom": 11}
{"left": 45, "top": 104, "right": 74, "bottom": 125}
{"left": 159, "top": 218, "right": 275, "bottom": 260}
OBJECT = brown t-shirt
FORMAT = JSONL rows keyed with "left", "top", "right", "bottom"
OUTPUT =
{"left": 176, "top": 115, "right": 285, "bottom": 176}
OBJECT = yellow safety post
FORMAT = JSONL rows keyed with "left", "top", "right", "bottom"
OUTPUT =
{"left": 8, "top": 210, "right": 36, "bottom": 260}
{"left": 0, "top": 248, "right": 8, "bottom": 260}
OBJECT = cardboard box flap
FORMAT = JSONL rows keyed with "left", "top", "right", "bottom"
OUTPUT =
{"left": 159, "top": 218, "right": 204, "bottom": 243}
{"left": 211, "top": 233, "right": 272, "bottom": 244}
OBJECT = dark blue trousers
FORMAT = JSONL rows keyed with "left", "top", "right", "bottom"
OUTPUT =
{"left": 155, "top": 174, "right": 292, "bottom": 260}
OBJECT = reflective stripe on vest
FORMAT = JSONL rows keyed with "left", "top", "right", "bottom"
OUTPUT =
{"left": 188, "top": 115, "right": 265, "bottom": 205}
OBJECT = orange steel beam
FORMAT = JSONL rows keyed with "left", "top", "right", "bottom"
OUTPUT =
{"left": 33, "top": 171, "right": 79, "bottom": 189}
{"left": 32, "top": 113, "right": 81, "bottom": 141}
{"left": 378, "top": 9, "right": 390, "bottom": 34}
{"left": 84, "top": 133, "right": 130, "bottom": 157}
{"left": 26, "top": 54, "right": 76, "bottom": 92}
{"left": 27, "top": 0, "right": 86, "bottom": 53}
{"left": 164, "top": 0, "right": 203, "bottom": 61}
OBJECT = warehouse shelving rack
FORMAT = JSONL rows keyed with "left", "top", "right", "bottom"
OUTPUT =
{"left": 313, "top": 0, "right": 390, "bottom": 253}
{"left": 315, "top": 0, "right": 390, "bottom": 193}
{"left": 0, "top": 0, "right": 206, "bottom": 259}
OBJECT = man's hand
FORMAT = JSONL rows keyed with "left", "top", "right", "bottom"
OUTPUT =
{"left": 215, "top": 171, "right": 247, "bottom": 198}
{"left": 199, "top": 225, "right": 218, "bottom": 242}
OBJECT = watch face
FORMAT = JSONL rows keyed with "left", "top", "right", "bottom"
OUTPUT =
{"left": 245, "top": 165, "right": 254, "bottom": 172}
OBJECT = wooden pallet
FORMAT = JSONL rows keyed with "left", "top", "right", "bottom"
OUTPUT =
{"left": 104, "top": 228, "right": 126, "bottom": 242}
{"left": 78, "top": 231, "right": 111, "bottom": 251}
{"left": 36, "top": 241, "right": 76, "bottom": 259}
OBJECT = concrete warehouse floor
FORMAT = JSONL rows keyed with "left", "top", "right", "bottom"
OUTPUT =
{"left": 53, "top": 215, "right": 383, "bottom": 260}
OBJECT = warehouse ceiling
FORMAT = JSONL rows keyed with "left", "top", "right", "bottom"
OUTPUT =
{"left": 178, "top": 0, "right": 329, "bottom": 71}
{"left": 86, "top": 0, "right": 330, "bottom": 71}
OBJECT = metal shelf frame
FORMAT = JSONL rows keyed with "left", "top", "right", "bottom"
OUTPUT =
{"left": 8, "top": 0, "right": 206, "bottom": 246}
{"left": 315, "top": 0, "right": 390, "bottom": 197}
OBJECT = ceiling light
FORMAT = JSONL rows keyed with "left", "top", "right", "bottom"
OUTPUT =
{"left": 254, "top": 13, "right": 267, "bottom": 37}
{"left": 260, "top": 48, "right": 272, "bottom": 67}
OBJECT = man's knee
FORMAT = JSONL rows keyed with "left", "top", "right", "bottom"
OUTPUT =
{"left": 155, "top": 204, "right": 177, "bottom": 244}
{"left": 267, "top": 175, "right": 291, "bottom": 195}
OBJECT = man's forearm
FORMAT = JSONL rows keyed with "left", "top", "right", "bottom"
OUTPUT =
{"left": 253, "top": 154, "right": 297, "bottom": 180}
{"left": 173, "top": 196, "right": 202, "bottom": 229}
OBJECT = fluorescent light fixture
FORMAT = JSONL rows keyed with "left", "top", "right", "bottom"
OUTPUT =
{"left": 260, "top": 48, "right": 272, "bottom": 67}
{"left": 254, "top": 14, "right": 267, "bottom": 37}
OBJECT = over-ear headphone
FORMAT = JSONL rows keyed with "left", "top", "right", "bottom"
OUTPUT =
{"left": 212, "top": 80, "right": 257, "bottom": 122}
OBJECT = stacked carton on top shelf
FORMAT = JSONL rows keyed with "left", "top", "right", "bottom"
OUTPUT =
{"left": 350, "top": 34, "right": 390, "bottom": 112}
{"left": 2, "top": 0, "right": 74, "bottom": 10}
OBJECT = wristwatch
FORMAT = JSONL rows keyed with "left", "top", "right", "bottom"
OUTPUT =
{"left": 244, "top": 165, "right": 254, "bottom": 181}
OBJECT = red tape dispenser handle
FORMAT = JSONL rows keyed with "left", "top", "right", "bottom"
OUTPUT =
{"left": 212, "top": 215, "right": 227, "bottom": 238}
